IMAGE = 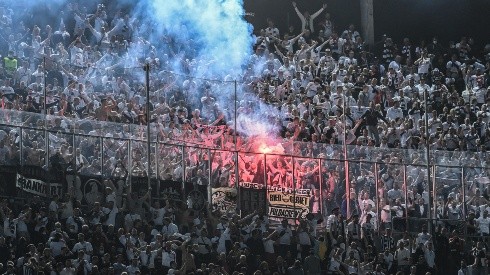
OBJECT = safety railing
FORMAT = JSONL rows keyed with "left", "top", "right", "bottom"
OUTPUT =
{"left": 0, "top": 109, "right": 488, "bottom": 232}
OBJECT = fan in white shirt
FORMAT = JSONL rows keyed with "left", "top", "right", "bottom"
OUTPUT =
{"left": 161, "top": 242, "right": 177, "bottom": 268}
{"left": 71, "top": 251, "right": 92, "bottom": 275}
{"left": 140, "top": 245, "right": 159, "bottom": 269}
{"left": 101, "top": 201, "right": 119, "bottom": 226}
{"left": 274, "top": 221, "right": 293, "bottom": 245}
{"left": 386, "top": 100, "right": 404, "bottom": 121}
{"left": 477, "top": 210, "right": 490, "bottom": 235}
{"left": 48, "top": 233, "right": 67, "bottom": 257}
{"left": 161, "top": 218, "right": 179, "bottom": 236}
{"left": 265, "top": 20, "right": 280, "bottom": 38}
{"left": 415, "top": 226, "right": 431, "bottom": 246}
{"left": 424, "top": 242, "right": 436, "bottom": 269}
{"left": 72, "top": 233, "right": 93, "bottom": 261}
{"left": 150, "top": 201, "right": 166, "bottom": 228}
{"left": 126, "top": 258, "right": 140, "bottom": 275}
{"left": 124, "top": 212, "right": 141, "bottom": 232}
{"left": 60, "top": 260, "right": 76, "bottom": 275}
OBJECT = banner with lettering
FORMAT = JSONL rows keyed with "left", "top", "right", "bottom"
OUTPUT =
{"left": 15, "top": 166, "right": 62, "bottom": 198}
{"left": 267, "top": 186, "right": 311, "bottom": 220}
{"left": 16, "top": 174, "right": 62, "bottom": 197}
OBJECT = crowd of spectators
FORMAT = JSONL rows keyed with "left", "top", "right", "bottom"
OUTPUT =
{"left": 0, "top": 1, "right": 490, "bottom": 274}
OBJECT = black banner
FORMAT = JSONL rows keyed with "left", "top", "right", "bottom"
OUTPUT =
{"left": 78, "top": 175, "right": 104, "bottom": 206}
{"left": 0, "top": 165, "right": 18, "bottom": 197}
{"left": 131, "top": 176, "right": 159, "bottom": 197}
{"left": 160, "top": 180, "right": 183, "bottom": 201}
{"left": 185, "top": 181, "right": 208, "bottom": 211}
{"left": 10, "top": 165, "right": 62, "bottom": 198}
{"left": 239, "top": 183, "right": 267, "bottom": 216}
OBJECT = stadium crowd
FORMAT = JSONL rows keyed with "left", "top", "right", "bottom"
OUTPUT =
{"left": 0, "top": 0, "right": 490, "bottom": 274}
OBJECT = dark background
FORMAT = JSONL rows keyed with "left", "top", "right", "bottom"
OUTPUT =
{"left": 244, "top": 0, "right": 490, "bottom": 47}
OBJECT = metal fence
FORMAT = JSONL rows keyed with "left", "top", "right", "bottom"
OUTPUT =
{"left": 0, "top": 108, "right": 488, "bottom": 236}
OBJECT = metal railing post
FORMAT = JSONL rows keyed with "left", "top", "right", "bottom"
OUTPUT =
{"left": 100, "top": 137, "right": 104, "bottom": 176}
{"left": 374, "top": 163, "right": 380, "bottom": 234}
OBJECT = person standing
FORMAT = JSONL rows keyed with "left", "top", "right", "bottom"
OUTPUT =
{"left": 292, "top": 2, "right": 327, "bottom": 33}
{"left": 304, "top": 250, "right": 322, "bottom": 275}
{"left": 360, "top": 102, "right": 388, "bottom": 146}
{"left": 274, "top": 219, "right": 293, "bottom": 258}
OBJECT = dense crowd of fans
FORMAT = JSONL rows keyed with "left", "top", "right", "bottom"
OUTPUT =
{"left": 0, "top": 1, "right": 490, "bottom": 274}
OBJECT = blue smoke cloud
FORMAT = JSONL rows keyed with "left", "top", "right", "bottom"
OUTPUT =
{"left": 129, "top": 0, "right": 282, "bottom": 137}
{"left": 4, "top": 0, "right": 282, "bottom": 137}
{"left": 132, "top": 0, "right": 253, "bottom": 79}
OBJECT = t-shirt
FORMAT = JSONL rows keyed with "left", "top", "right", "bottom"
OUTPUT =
{"left": 49, "top": 240, "right": 66, "bottom": 256}
{"left": 102, "top": 207, "right": 118, "bottom": 226}
{"left": 150, "top": 207, "right": 166, "bottom": 225}
{"left": 275, "top": 225, "right": 292, "bottom": 245}
{"left": 477, "top": 217, "right": 490, "bottom": 234}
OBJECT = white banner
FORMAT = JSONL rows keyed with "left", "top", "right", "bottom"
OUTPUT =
{"left": 16, "top": 174, "right": 62, "bottom": 197}
{"left": 211, "top": 187, "right": 237, "bottom": 213}
{"left": 268, "top": 206, "right": 309, "bottom": 219}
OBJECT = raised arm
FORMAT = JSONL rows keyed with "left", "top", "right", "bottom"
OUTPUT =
{"left": 40, "top": 25, "right": 53, "bottom": 45}
{"left": 316, "top": 38, "right": 330, "bottom": 52}
{"left": 237, "top": 210, "right": 258, "bottom": 225}
{"left": 290, "top": 30, "right": 306, "bottom": 44}
{"left": 311, "top": 4, "right": 327, "bottom": 20}
{"left": 292, "top": 2, "right": 305, "bottom": 21}
{"left": 305, "top": 40, "right": 319, "bottom": 53}
{"left": 85, "top": 19, "right": 100, "bottom": 38}
{"left": 274, "top": 44, "right": 286, "bottom": 61}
